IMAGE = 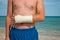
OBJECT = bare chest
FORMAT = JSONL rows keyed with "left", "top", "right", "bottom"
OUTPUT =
{"left": 13, "top": 0, "right": 37, "bottom": 7}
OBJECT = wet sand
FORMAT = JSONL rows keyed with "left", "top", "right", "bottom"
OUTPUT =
{"left": 0, "top": 29, "right": 60, "bottom": 40}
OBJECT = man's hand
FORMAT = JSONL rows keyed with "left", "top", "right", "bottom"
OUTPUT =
{"left": 5, "top": 37, "right": 10, "bottom": 40}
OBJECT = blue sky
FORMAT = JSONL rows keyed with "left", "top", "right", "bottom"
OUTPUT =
{"left": 0, "top": 0, "right": 60, "bottom": 16}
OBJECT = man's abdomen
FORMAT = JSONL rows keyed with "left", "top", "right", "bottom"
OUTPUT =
{"left": 12, "top": 0, "right": 37, "bottom": 28}
{"left": 13, "top": 6, "right": 36, "bottom": 28}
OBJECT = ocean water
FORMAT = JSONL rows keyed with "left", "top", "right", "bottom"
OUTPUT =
{"left": 0, "top": 16, "right": 60, "bottom": 31}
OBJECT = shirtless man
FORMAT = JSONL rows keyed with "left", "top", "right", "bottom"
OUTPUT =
{"left": 5, "top": 0, "right": 44, "bottom": 40}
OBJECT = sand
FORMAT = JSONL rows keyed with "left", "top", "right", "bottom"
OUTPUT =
{"left": 0, "top": 29, "right": 5, "bottom": 40}
{"left": 0, "top": 29, "right": 60, "bottom": 40}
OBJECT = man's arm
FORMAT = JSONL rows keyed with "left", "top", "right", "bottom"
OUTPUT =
{"left": 5, "top": 0, "right": 12, "bottom": 40}
{"left": 33, "top": 0, "right": 44, "bottom": 22}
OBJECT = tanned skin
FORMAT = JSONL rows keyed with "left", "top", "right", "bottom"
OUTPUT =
{"left": 5, "top": 0, "right": 44, "bottom": 40}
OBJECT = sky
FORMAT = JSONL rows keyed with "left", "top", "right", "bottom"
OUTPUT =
{"left": 0, "top": 0, "right": 60, "bottom": 16}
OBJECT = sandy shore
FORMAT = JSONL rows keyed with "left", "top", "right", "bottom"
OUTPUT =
{"left": 0, "top": 29, "right": 60, "bottom": 40}
{"left": 0, "top": 29, "right": 5, "bottom": 40}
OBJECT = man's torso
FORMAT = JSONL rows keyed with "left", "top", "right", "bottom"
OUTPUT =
{"left": 12, "top": 0, "right": 37, "bottom": 29}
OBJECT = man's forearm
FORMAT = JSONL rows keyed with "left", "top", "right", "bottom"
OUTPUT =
{"left": 33, "top": 14, "right": 44, "bottom": 22}
{"left": 5, "top": 16, "right": 11, "bottom": 37}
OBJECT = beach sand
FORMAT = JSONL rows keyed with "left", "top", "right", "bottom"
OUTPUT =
{"left": 0, "top": 29, "right": 60, "bottom": 40}
{"left": 0, "top": 29, "right": 5, "bottom": 40}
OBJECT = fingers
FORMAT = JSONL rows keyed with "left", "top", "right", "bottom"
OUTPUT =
{"left": 10, "top": 16, "right": 15, "bottom": 24}
{"left": 11, "top": 16, "right": 15, "bottom": 20}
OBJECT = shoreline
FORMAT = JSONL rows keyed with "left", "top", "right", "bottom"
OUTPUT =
{"left": 0, "top": 29, "right": 60, "bottom": 40}
{"left": 38, "top": 29, "right": 60, "bottom": 35}
{"left": 0, "top": 27, "right": 60, "bottom": 34}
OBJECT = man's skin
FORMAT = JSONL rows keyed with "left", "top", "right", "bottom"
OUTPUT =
{"left": 5, "top": 0, "right": 44, "bottom": 40}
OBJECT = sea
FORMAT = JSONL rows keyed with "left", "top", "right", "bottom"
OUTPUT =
{"left": 0, "top": 16, "right": 60, "bottom": 33}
